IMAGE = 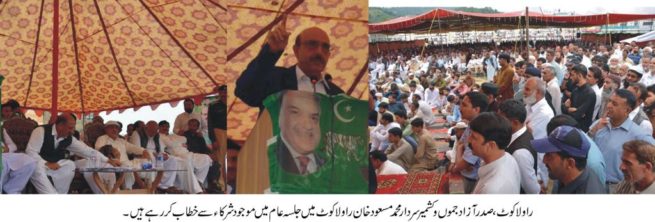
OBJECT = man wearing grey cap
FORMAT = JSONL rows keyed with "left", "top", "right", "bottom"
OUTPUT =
{"left": 531, "top": 125, "right": 607, "bottom": 194}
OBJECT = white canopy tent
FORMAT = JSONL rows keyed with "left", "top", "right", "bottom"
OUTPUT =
{"left": 621, "top": 30, "right": 655, "bottom": 44}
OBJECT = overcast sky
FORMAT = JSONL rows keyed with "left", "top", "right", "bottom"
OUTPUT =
{"left": 370, "top": 0, "right": 655, "bottom": 14}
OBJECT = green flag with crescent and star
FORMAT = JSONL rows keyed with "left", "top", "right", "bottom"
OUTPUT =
{"left": 264, "top": 90, "right": 368, "bottom": 193}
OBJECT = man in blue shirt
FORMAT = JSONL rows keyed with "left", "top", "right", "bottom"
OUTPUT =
{"left": 588, "top": 89, "right": 655, "bottom": 193}
{"left": 450, "top": 92, "right": 488, "bottom": 194}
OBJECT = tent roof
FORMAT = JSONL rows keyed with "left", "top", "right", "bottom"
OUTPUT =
{"left": 370, "top": 8, "right": 655, "bottom": 34}
{"left": 0, "top": 0, "right": 227, "bottom": 113}
{"left": 620, "top": 30, "right": 655, "bottom": 43}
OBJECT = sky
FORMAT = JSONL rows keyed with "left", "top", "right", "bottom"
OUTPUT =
{"left": 370, "top": 0, "right": 655, "bottom": 14}
{"left": 99, "top": 101, "right": 184, "bottom": 135}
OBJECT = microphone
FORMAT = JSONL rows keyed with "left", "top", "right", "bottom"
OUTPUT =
{"left": 310, "top": 77, "right": 318, "bottom": 93}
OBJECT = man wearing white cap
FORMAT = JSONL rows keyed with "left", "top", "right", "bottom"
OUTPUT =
{"left": 94, "top": 121, "right": 152, "bottom": 190}
{"left": 625, "top": 65, "right": 645, "bottom": 87}
{"left": 445, "top": 122, "right": 468, "bottom": 162}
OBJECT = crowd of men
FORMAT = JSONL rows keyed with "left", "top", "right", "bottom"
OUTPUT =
{"left": 368, "top": 39, "right": 655, "bottom": 194}
{"left": 0, "top": 86, "right": 227, "bottom": 194}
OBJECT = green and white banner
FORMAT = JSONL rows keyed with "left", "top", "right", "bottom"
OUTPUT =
{"left": 264, "top": 90, "right": 368, "bottom": 194}
{"left": 0, "top": 75, "right": 4, "bottom": 175}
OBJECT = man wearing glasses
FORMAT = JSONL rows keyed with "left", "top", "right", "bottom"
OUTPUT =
{"left": 236, "top": 16, "right": 344, "bottom": 108}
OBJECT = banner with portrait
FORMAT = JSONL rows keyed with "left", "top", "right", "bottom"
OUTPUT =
{"left": 263, "top": 90, "right": 368, "bottom": 193}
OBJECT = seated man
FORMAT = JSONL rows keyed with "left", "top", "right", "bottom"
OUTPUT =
{"left": 2, "top": 114, "right": 38, "bottom": 194}
{"left": 370, "top": 150, "right": 407, "bottom": 176}
{"left": 159, "top": 120, "right": 212, "bottom": 193}
{"left": 74, "top": 145, "right": 119, "bottom": 194}
{"left": 385, "top": 127, "right": 415, "bottom": 171}
{"left": 369, "top": 113, "right": 400, "bottom": 151}
{"left": 26, "top": 114, "right": 120, "bottom": 194}
{"left": 1, "top": 150, "right": 37, "bottom": 194}
{"left": 445, "top": 122, "right": 468, "bottom": 162}
{"left": 94, "top": 121, "right": 152, "bottom": 190}
{"left": 409, "top": 118, "right": 438, "bottom": 172}
{"left": 129, "top": 121, "right": 186, "bottom": 194}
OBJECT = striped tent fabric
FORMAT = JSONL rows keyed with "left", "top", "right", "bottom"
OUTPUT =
{"left": 0, "top": 0, "right": 226, "bottom": 113}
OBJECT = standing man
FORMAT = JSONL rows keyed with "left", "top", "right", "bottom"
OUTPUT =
{"left": 450, "top": 92, "right": 488, "bottom": 193}
{"left": 495, "top": 53, "right": 515, "bottom": 102}
{"left": 626, "top": 83, "right": 653, "bottom": 135}
{"left": 587, "top": 67, "right": 603, "bottom": 122}
{"left": 236, "top": 17, "right": 344, "bottom": 109}
{"left": 563, "top": 64, "right": 596, "bottom": 132}
{"left": 616, "top": 140, "right": 655, "bottom": 194}
{"left": 546, "top": 50, "right": 564, "bottom": 85}
{"left": 481, "top": 82, "right": 500, "bottom": 113}
{"left": 523, "top": 77, "right": 556, "bottom": 187}
{"left": 532, "top": 125, "right": 607, "bottom": 194}
{"left": 173, "top": 99, "right": 204, "bottom": 136}
{"left": 207, "top": 84, "right": 227, "bottom": 193}
{"left": 468, "top": 112, "right": 521, "bottom": 194}
{"left": 542, "top": 64, "right": 562, "bottom": 115}
{"left": 484, "top": 51, "right": 498, "bottom": 82}
{"left": 588, "top": 89, "right": 655, "bottom": 193}
{"left": 497, "top": 100, "right": 540, "bottom": 194}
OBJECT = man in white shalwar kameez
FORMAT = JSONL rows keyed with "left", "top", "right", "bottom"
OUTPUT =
{"left": 159, "top": 121, "right": 211, "bottom": 192}
{"left": 91, "top": 121, "right": 153, "bottom": 193}
{"left": 26, "top": 114, "right": 120, "bottom": 194}
{"left": 2, "top": 128, "right": 38, "bottom": 194}
{"left": 130, "top": 121, "right": 202, "bottom": 194}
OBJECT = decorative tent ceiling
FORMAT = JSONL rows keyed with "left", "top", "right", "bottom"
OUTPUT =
{"left": 369, "top": 8, "right": 655, "bottom": 34}
{"left": 226, "top": 0, "right": 369, "bottom": 141}
{"left": 0, "top": 0, "right": 227, "bottom": 113}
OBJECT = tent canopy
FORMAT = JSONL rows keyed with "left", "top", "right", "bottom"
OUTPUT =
{"left": 370, "top": 8, "right": 655, "bottom": 34}
{"left": 620, "top": 30, "right": 655, "bottom": 44}
{"left": 0, "top": 0, "right": 227, "bottom": 113}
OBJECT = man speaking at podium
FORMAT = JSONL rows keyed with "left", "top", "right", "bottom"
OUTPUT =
{"left": 235, "top": 16, "right": 344, "bottom": 107}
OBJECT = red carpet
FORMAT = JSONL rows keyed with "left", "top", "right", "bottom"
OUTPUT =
{"left": 429, "top": 128, "right": 449, "bottom": 134}
{"left": 376, "top": 171, "right": 449, "bottom": 194}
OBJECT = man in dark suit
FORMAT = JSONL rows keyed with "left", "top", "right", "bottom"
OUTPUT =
{"left": 275, "top": 90, "right": 325, "bottom": 175}
{"left": 235, "top": 17, "right": 344, "bottom": 109}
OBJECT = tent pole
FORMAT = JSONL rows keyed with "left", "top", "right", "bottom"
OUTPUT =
{"left": 607, "top": 13, "right": 611, "bottom": 44}
{"left": 421, "top": 9, "right": 439, "bottom": 58}
{"left": 526, "top": 7, "right": 530, "bottom": 54}
{"left": 50, "top": 0, "right": 60, "bottom": 123}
